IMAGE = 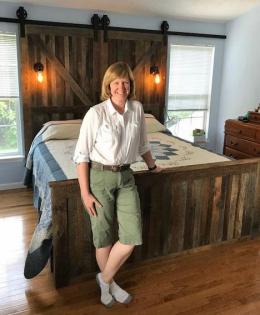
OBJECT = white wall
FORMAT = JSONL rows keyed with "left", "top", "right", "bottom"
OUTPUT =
{"left": 0, "top": 1, "right": 227, "bottom": 189}
{"left": 217, "top": 6, "right": 260, "bottom": 153}
{"left": 0, "top": 1, "right": 226, "bottom": 34}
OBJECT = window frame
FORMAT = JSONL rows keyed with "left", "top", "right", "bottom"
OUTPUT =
{"left": 166, "top": 42, "right": 215, "bottom": 140}
{"left": 165, "top": 35, "right": 225, "bottom": 149}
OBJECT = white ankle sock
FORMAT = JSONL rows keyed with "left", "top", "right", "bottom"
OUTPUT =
{"left": 96, "top": 273, "right": 115, "bottom": 307}
{"left": 110, "top": 280, "right": 132, "bottom": 304}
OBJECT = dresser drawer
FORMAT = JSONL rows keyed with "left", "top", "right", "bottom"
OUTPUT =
{"left": 224, "top": 146, "right": 253, "bottom": 159}
{"left": 225, "top": 121, "right": 256, "bottom": 141}
{"left": 256, "top": 130, "right": 260, "bottom": 142}
{"left": 225, "top": 134, "right": 260, "bottom": 157}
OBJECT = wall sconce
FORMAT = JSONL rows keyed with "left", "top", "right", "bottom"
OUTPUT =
{"left": 150, "top": 65, "right": 161, "bottom": 84}
{"left": 33, "top": 62, "right": 44, "bottom": 83}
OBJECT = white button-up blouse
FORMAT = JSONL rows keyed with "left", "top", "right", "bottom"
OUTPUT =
{"left": 73, "top": 98, "right": 150, "bottom": 165}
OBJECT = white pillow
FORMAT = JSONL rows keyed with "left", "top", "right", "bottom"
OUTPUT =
{"left": 42, "top": 122, "right": 81, "bottom": 141}
{"left": 44, "top": 119, "right": 82, "bottom": 127}
{"left": 145, "top": 114, "right": 166, "bottom": 133}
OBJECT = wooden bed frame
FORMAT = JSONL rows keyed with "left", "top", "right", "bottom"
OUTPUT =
{"left": 29, "top": 107, "right": 260, "bottom": 288}
{"left": 50, "top": 159, "right": 260, "bottom": 288}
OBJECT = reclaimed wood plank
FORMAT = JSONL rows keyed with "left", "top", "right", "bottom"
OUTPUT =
{"left": 51, "top": 187, "right": 70, "bottom": 288}
{"left": 241, "top": 169, "right": 256, "bottom": 236}
{"left": 234, "top": 173, "right": 249, "bottom": 238}
{"left": 64, "top": 35, "right": 72, "bottom": 106}
{"left": 252, "top": 162, "right": 260, "bottom": 234}
{"left": 32, "top": 37, "right": 92, "bottom": 106}
{"left": 224, "top": 174, "right": 240, "bottom": 241}
{"left": 169, "top": 180, "right": 188, "bottom": 253}
{"left": 198, "top": 178, "right": 211, "bottom": 246}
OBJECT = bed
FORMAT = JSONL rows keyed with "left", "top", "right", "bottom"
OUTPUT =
{"left": 24, "top": 108, "right": 260, "bottom": 288}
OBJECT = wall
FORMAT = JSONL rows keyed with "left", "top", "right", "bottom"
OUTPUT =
{"left": 0, "top": 1, "right": 226, "bottom": 34}
{"left": 216, "top": 6, "right": 260, "bottom": 153}
{"left": 0, "top": 1, "right": 226, "bottom": 189}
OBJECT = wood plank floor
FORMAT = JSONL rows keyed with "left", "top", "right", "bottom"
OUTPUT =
{"left": 1, "top": 189, "right": 260, "bottom": 315}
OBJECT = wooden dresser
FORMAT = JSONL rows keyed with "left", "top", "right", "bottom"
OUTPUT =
{"left": 224, "top": 115, "right": 260, "bottom": 159}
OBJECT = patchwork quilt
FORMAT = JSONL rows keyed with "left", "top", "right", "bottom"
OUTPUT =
{"left": 24, "top": 126, "right": 229, "bottom": 279}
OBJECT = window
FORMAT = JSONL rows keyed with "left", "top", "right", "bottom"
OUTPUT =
{"left": 0, "top": 32, "right": 22, "bottom": 157}
{"left": 167, "top": 44, "right": 215, "bottom": 142}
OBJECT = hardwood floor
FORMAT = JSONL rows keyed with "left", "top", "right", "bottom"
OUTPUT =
{"left": 1, "top": 189, "right": 260, "bottom": 315}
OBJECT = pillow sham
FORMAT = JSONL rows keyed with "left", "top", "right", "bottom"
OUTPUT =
{"left": 43, "top": 122, "right": 82, "bottom": 141}
{"left": 43, "top": 119, "right": 82, "bottom": 127}
{"left": 42, "top": 115, "right": 165, "bottom": 140}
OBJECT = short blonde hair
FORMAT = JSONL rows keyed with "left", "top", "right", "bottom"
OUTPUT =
{"left": 101, "top": 62, "right": 136, "bottom": 101}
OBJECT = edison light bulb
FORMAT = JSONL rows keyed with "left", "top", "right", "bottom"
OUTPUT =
{"left": 154, "top": 73, "right": 160, "bottom": 84}
{"left": 37, "top": 71, "right": 43, "bottom": 83}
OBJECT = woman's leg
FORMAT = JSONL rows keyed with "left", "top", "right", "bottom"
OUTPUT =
{"left": 96, "top": 245, "right": 112, "bottom": 271}
{"left": 96, "top": 242, "right": 134, "bottom": 305}
{"left": 101, "top": 241, "right": 134, "bottom": 283}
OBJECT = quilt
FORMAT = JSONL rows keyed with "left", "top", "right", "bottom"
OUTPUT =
{"left": 23, "top": 123, "right": 229, "bottom": 279}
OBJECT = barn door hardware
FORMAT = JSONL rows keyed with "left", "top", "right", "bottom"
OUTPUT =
{"left": 101, "top": 15, "right": 110, "bottom": 42}
{"left": 161, "top": 20, "right": 169, "bottom": 46}
{"left": 16, "top": 6, "right": 28, "bottom": 38}
{"left": 91, "top": 14, "right": 101, "bottom": 41}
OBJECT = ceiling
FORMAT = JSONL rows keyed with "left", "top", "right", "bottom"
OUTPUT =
{"left": 2, "top": 0, "right": 260, "bottom": 22}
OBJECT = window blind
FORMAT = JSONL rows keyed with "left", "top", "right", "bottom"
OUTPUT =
{"left": 0, "top": 33, "right": 19, "bottom": 98}
{"left": 168, "top": 44, "right": 214, "bottom": 111}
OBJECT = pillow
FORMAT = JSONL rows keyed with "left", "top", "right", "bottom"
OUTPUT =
{"left": 42, "top": 122, "right": 82, "bottom": 141}
{"left": 43, "top": 119, "right": 82, "bottom": 127}
{"left": 144, "top": 113, "right": 155, "bottom": 118}
{"left": 145, "top": 114, "right": 166, "bottom": 133}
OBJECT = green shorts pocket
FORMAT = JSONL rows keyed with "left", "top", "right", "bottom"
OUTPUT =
{"left": 90, "top": 169, "right": 104, "bottom": 189}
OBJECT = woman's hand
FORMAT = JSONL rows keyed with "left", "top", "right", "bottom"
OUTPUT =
{"left": 81, "top": 193, "right": 102, "bottom": 217}
{"left": 151, "top": 165, "right": 163, "bottom": 173}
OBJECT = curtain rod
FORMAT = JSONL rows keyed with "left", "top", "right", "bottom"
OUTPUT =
{"left": 0, "top": 16, "right": 226, "bottom": 40}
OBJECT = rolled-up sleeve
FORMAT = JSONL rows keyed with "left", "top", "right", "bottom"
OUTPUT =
{"left": 138, "top": 106, "right": 151, "bottom": 156}
{"left": 73, "top": 108, "right": 99, "bottom": 164}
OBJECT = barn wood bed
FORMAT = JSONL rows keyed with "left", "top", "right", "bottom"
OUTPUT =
{"left": 28, "top": 106, "right": 260, "bottom": 288}
{"left": 19, "top": 22, "right": 260, "bottom": 289}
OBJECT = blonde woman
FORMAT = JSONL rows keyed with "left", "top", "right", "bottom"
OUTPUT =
{"left": 74, "top": 61, "right": 161, "bottom": 307}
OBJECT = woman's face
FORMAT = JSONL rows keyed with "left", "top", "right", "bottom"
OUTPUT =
{"left": 109, "top": 77, "right": 130, "bottom": 104}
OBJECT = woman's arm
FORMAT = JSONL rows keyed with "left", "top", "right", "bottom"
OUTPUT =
{"left": 141, "top": 151, "right": 162, "bottom": 173}
{"left": 141, "top": 151, "right": 155, "bottom": 169}
{"left": 77, "top": 162, "right": 101, "bottom": 216}
{"left": 77, "top": 162, "right": 91, "bottom": 195}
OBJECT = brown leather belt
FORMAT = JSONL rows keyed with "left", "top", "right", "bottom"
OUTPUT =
{"left": 90, "top": 161, "right": 131, "bottom": 172}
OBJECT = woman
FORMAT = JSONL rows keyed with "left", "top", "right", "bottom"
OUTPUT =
{"left": 73, "top": 61, "right": 161, "bottom": 307}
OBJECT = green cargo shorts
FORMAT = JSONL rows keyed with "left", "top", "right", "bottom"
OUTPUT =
{"left": 88, "top": 168, "right": 142, "bottom": 248}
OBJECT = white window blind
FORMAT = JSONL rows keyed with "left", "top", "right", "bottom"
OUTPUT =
{"left": 0, "top": 31, "right": 22, "bottom": 157}
{"left": 0, "top": 34, "right": 19, "bottom": 98}
{"left": 168, "top": 45, "right": 215, "bottom": 111}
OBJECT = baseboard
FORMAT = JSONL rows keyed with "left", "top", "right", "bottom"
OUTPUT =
{"left": 0, "top": 182, "right": 26, "bottom": 191}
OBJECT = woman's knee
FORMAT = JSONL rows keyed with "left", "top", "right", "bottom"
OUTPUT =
{"left": 118, "top": 242, "right": 135, "bottom": 253}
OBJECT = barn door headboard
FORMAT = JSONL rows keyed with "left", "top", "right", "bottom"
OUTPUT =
{"left": 20, "top": 24, "right": 167, "bottom": 153}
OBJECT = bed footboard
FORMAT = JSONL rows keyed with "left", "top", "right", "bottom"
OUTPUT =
{"left": 51, "top": 158, "right": 260, "bottom": 288}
